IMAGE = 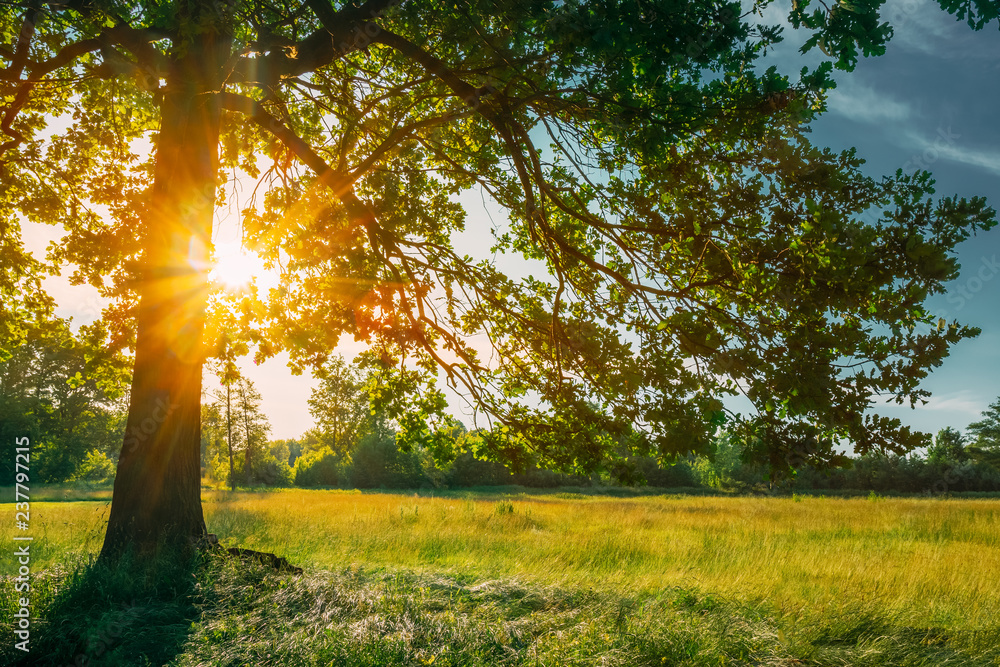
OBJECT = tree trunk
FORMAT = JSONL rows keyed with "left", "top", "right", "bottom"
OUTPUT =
{"left": 226, "top": 381, "right": 235, "bottom": 491}
{"left": 100, "top": 26, "right": 229, "bottom": 561}
{"left": 241, "top": 381, "right": 253, "bottom": 481}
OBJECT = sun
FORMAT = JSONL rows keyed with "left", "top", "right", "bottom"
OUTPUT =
{"left": 209, "top": 243, "right": 268, "bottom": 290}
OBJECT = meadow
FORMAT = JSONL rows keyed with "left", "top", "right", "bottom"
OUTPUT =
{"left": 3, "top": 488, "right": 1000, "bottom": 665}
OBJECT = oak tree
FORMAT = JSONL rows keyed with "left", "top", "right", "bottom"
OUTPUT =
{"left": 0, "top": 0, "right": 995, "bottom": 560}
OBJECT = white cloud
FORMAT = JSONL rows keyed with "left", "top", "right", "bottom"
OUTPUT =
{"left": 905, "top": 130, "right": 1000, "bottom": 176}
{"left": 919, "top": 390, "right": 986, "bottom": 416}
{"left": 883, "top": 0, "right": 995, "bottom": 59}
{"left": 825, "top": 80, "right": 913, "bottom": 123}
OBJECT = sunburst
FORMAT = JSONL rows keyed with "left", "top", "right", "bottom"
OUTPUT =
{"left": 209, "top": 242, "right": 269, "bottom": 290}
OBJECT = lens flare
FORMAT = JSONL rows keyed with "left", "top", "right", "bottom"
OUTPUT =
{"left": 209, "top": 243, "right": 268, "bottom": 290}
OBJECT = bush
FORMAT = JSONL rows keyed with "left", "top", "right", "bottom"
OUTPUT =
{"left": 445, "top": 453, "right": 512, "bottom": 487}
{"left": 71, "top": 450, "right": 116, "bottom": 485}
{"left": 252, "top": 456, "right": 294, "bottom": 486}
{"left": 633, "top": 457, "right": 699, "bottom": 487}
{"left": 347, "top": 432, "right": 429, "bottom": 489}
{"left": 294, "top": 447, "right": 344, "bottom": 487}
{"left": 207, "top": 453, "right": 231, "bottom": 487}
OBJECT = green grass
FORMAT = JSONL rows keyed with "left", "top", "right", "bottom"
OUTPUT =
{"left": 3, "top": 489, "right": 1000, "bottom": 665}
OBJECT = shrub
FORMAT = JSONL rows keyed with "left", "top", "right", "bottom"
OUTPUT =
{"left": 633, "top": 456, "right": 699, "bottom": 487}
{"left": 71, "top": 449, "right": 116, "bottom": 485}
{"left": 294, "top": 447, "right": 344, "bottom": 487}
{"left": 252, "top": 456, "right": 294, "bottom": 486}
{"left": 347, "top": 432, "right": 429, "bottom": 489}
{"left": 445, "top": 453, "right": 512, "bottom": 487}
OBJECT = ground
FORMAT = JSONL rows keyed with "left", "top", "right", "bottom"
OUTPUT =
{"left": 2, "top": 487, "right": 999, "bottom": 665}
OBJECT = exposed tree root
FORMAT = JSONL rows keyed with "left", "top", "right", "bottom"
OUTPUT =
{"left": 194, "top": 533, "right": 303, "bottom": 575}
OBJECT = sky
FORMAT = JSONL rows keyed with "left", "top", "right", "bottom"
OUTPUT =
{"left": 780, "top": 0, "right": 1000, "bottom": 435}
{"left": 22, "top": 0, "right": 1000, "bottom": 441}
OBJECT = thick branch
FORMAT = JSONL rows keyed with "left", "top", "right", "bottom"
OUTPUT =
{"left": 2, "top": 1, "right": 41, "bottom": 80}
{"left": 1, "top": 24, "right": 170, "bottom": 155}
{"left": 229, "top": 0, "right": 401, "bottom": 87}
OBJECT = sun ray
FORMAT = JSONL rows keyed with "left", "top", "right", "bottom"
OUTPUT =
{"left": 209, "top": 242, "right": 269, "bottom": 290}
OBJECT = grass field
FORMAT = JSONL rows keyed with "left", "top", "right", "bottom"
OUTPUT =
{"left": 3, "top": 489, "right": 1000, "bottom": 665}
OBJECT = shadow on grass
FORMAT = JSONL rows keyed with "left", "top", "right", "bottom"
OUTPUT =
{"left": 5, "top": 547, "right": 1000, "bottom": 666}
{"left": 2, "top": 546, "right": 205, "bottom": 667}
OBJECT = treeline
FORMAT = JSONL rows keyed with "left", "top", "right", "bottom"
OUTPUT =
{"left": 215, "top": 424, "right": 1000, "bottom": 495}
{"left": 202, "top": 355, "right": 1000, "bottom": 496}
{"left": 0, "top": 319, "right": 128, "bottom": 485}
{"left": 687, "top": 427, "right": 1000, "bottom": 495}
{"left": 6, "top": 330, "right": 1000, "bottom": 496}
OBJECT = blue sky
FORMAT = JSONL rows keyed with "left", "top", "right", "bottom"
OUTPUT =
{"left": 26, "top": 0, "right": 1000, "bottom": 440}
{"left": 786, "top": 0, "right": 1000, "bottom": 435}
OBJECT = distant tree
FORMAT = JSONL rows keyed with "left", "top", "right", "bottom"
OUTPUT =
{"left": 926, "top": 427, "right": 968, "bottom": 464}
{"left": 205, "top": 358, "right": 243, "bottom": 491}
{"left": 287, "top": 439, "right": 303, "bottom": 466}
{"left": 235, "top": 377, "right": 271, "bottom": 482}
{"left": 308, "top": 356, "right": 369, "bottom": 457}
{"left": 0, "top": 318, "right": 128, "bottom": 482}
{"left": 296, "top": 429, "right": 324, "bottom": 456}
{"left": 200, "top": 402, "right": 227, "bottom": 478}
{"left": 72, "top": 450, "right": 117, "bottom": 485}
{"left": 966, "top": 399, "right": 1000, "bottom": 471}
{"left": 293, "top": 447, "right": 344, "bottom": 487}
{"left": 269, "top": 440, "right": 292, "bottom": 467}
{"left": 968, "top": 399, "right": 1000, "bottom": 450}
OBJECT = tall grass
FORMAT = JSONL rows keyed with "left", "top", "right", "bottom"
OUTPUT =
{"left": 3, "top": 490, "right": 1000, "bottom": 663}
{"left": 195, "top": 492, "right": 1000, "bottom": 628}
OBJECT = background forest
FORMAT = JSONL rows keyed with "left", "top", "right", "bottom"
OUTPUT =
{"left": 7, "top": 318, "right": 1000, "bottom": 494}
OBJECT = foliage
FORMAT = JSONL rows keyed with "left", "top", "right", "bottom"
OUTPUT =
{"left": 206, "top": 453, "right": 231, "bottom": 488}
{"left": 937, "top": 0, "right": 1000, "bottom": 29}
{"left": 200, "top": 402, "right": 228, "bottom": 476}
{"left": 690, "top": 432, "right": 770, "bottom": 490}
{"left": 968, "top": 398, "right": 1000, "bottom": 450}
{"left": 268, "top": 439, "right": 291, "bottom": 467}
{"left": 307, "top": 355, "right": 370, "bottom": 457}
{"left": 71, "top": 449, "right": 117, "bottom": 485}
{"left": 234, "top": 377, "right": 271, "bottom": 480}
{"left": 203, "top": 367, "right": 276, "bottom": 486}
{"left": 0, "top": 0, "right": 994, "bottom": 501}
{"left": 293, "top": 446, "right": 345, "bottom": 487}
{"left": 0, "top": 318, "right": 128, "bottom": 482}
{"left": 347, "top": 429, "right": 431, "bottom": 489}
{"left": 234, "top": 454, "right": 294, "bottom": 487}
{"left": 927, "top": 426, "right": 969, "bottom": 464}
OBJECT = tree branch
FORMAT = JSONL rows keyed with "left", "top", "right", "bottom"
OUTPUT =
{"left": 229, "top": 0, "right": 402, "bottom": 88}
{"left": 218, "top": 91, "right": 352, "bottom": 195}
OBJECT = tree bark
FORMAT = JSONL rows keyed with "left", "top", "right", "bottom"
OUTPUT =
{"left": 100, "top": 25, "right": 230, "bottom": 561}
{"left": 241, "top": 380, "right": 253, "bottom": 481}
{"left": 226, "top": 381, "right": 235, "bottom": 491}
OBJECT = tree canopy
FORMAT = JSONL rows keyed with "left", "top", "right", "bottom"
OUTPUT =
{"left": 968, "top": 399, "right": 1000, "bottom": 451}
{"left": 0, "top": 0, "right": 996, "bottom": 554}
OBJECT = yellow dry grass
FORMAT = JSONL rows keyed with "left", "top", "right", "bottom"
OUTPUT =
{"left": 4, "top": 490, "right": 999, "bottom": 631}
